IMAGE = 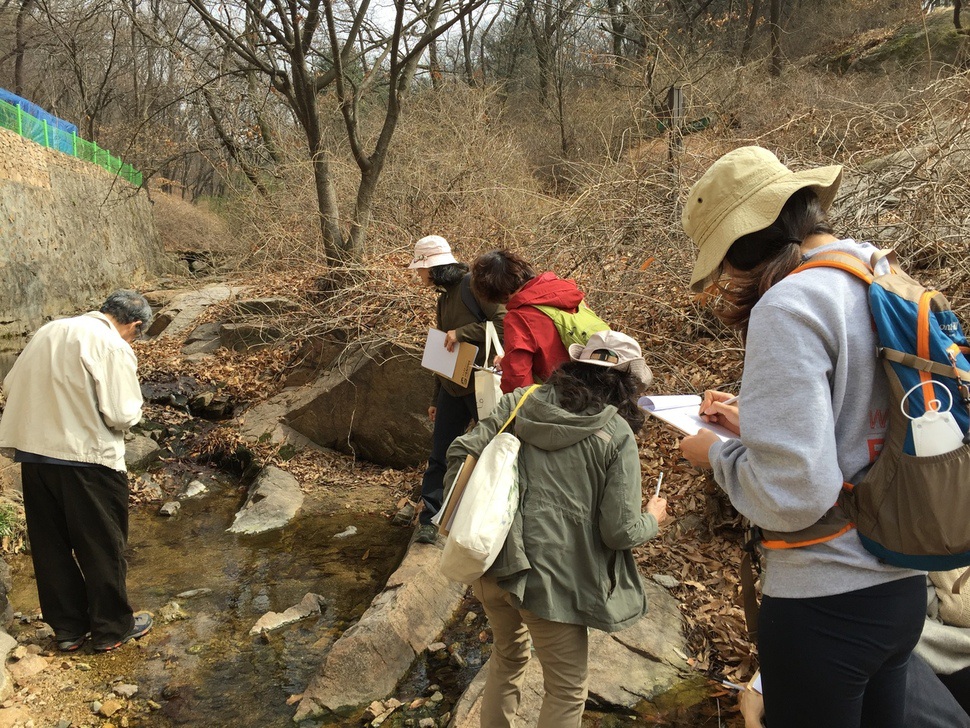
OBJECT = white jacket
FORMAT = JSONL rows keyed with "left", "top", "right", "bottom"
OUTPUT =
{"left": 0, "top": 312, "right": 142, "bottom": 471}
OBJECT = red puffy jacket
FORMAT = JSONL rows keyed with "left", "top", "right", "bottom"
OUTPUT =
{"left": 500, "top": 272, "right": 585, "bottom": 393}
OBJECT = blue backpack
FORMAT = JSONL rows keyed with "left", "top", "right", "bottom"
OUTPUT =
{"left": 791, "top": 249, "right": 970, "bottom": 571}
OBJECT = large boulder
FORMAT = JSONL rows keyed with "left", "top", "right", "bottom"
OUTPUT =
{"left": 124, "top": 433, "right": 162, "bottom": 471}
{"left": 294, "top": 543, "right": 467, "bottom": 722}
{"left": 449, "top": 579, "right": 688, "bottom": 726}
{"left": 281, "top": 340, "right": 433, "bottom": 469}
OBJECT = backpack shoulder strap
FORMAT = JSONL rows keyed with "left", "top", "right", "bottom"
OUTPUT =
{"left": 791, "top": 250, "right": 874, "bottom": 284}
{"left": 497, "top": 384, "right": 540, "bottom": 435}
{"left": 460, "top": 274, "right": 487, "bottom": 323}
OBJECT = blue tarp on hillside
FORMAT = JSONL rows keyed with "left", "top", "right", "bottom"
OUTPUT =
{"left": 0, "top": 88, "right": 77, "bottom": 154}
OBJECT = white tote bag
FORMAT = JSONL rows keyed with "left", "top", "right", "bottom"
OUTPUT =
{"left": 474, "top": 320, "right": 504, "bottom": 421}
{"left": 439, "top": 385, "right": 538, "bottom": 584}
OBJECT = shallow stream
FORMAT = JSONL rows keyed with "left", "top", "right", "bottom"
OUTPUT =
{"left": 8, "top": 476, "right": 740, "bottom": 726}
{"left": 9, "top": 478, "right": 409, "bottom": 726}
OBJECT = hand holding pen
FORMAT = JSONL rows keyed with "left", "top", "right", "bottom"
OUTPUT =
{"left": 646, "top": 471, "right": 669, "bottom": 526}
{"left": 698, "top": 390, "right": 741, "bottom": 436}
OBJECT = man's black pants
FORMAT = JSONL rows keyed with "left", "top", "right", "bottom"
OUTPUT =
{"left": 21, "top": 462, "right": 134, "bottom": 645}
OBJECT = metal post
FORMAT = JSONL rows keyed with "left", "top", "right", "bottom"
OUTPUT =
{"left": 666, "top": 82, "right": 685, "bottom": 160}
{"left": 666, "top": 81, "right": 685, "bottom": 224}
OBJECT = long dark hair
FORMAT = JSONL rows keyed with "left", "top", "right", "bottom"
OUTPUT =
{"left": 470, "top": 250, "right": 536, "bottom": 303}
{"left": 429, "top": 262, "right": 469, "bottom": 287}
{"left": 717, "top": 188, "right": 835, "bottom": 335}
{"left": 546, "top": 362, "right": 646, "bottom": 432}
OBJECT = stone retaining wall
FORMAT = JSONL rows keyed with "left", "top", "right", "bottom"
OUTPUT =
{"left": 0, "top": 126, "right": 169, "bottom": 375}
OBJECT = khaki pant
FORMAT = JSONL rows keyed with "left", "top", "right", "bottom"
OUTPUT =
{"left": 473, "top": 576, "right": 589, "bottom": 727}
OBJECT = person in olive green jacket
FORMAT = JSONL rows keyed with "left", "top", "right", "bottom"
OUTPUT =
{"left": 445, "top": 330, "right": 668, "bottom": 727}
{"left": 410, "top": 235, "right": 506, "bottom": 544}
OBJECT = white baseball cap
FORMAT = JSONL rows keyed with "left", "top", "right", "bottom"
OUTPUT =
{"left": 568, "top": 330, "right": 653, "bottom": 387}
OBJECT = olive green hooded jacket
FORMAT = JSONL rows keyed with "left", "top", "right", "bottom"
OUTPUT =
{"left": 445, "top": 384, "right": 657, "bottom": 632}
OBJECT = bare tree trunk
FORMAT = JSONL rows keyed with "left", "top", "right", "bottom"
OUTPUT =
{"left": 203, "top": 89, "right": 268, "bottom": 195}
{"left": 459, "top": 13, "right": 476, "bottom": 85}
{"left": 13, "top": 0, "right": 34, "bottom": 96}
{"left": 294, "top": 84, "right": 345, "bottom": 264}
{"left": 556, "top": 71, "right": 568, "bottom": 156}
{"left": 428, "top": 38, "right": 441, "bottom": 89}
{"left": 608, "top": 0, "right": 626, "bottom": 58}
{"left": 741, "top": 0, "right": 760, "bottom": 64}
{"left": 248, "top": 72, "right": 281, "bottom": 164}
{"left": 769, "top": 0, "right": 782, "bottom": 76}
{"left": 955, "top": 0, "right": 963, "bottom": 31}
{"left": 310, "top": 148, "right": 345, "bottom": 264}
{"left": 130, "top": 0, "right": 140, "bottom": 118}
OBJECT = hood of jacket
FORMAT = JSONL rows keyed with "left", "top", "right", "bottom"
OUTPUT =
{"left": 514, "top": 385, "right": 618, "bottom": 452}
{"left": 508, "top": 272, "right": 584, "bottom": 312}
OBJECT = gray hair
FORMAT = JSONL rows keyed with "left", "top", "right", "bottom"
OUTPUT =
{"left": 100, "top": 290, "right": 153, "bottom": 329}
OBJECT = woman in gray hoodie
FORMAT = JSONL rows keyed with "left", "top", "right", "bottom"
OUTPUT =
{"left": 446, "top": 330, "right": 668, "bottom": 727}
{"left": 678, "top": 147, "right": 925, "bottom": 728}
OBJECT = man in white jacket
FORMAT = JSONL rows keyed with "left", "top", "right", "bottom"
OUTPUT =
{"left": 0, "top": 290, "right": 154, "bottom": 652}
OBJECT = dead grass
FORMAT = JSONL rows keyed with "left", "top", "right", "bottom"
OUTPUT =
{"left": 148, "top": 183, "right": 234, "bottom": 254}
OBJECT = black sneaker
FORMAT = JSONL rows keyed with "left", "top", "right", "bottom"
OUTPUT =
{"left": 414, "top": 523, "right": 438, "bottom": 544}
{"left": 56, "top": 633, "right": 89, "bottom": 652}
{"left": 94, "top": 613, "right": 153, "bottom": 653}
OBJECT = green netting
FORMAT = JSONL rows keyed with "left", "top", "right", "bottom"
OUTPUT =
{"left": 0, "top": 98, "right": 142, "bottom": 187}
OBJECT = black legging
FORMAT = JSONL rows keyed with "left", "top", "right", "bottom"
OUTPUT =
{"left": 759, "top": 575, "right": 926, "bottom": 728}
{"left": 418, "top": 388, "right": 477, "bottom": 525}
{"left": 940, "top": 665, "right": 970, "bottom": 717}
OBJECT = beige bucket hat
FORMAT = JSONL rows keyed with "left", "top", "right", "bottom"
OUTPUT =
{"left": 568, "top": 330, "right": 654, "bottom": 388}
{"left": 682, "top": 146, "right": 843, "bottom": 292}
{"left": 408, "top": 235, "right": 458, "bottom": 269}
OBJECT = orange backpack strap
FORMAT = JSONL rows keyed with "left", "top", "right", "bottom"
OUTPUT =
{"left": 791, "top": 250, "right": 874, "bottom": 284}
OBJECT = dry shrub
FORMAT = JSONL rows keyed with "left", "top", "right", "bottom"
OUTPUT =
{"left": 216, "top": 83, "right": 550, "bottom": 274}
{"left": 512, "top": 64, "right": 970, "bottom": 381}
{"left": 368, "top": 83, "right": 551, "bottom": 259}
{"left": 221, "top": 158, "right": 348, "bottom": 271}
{"left": 148, "top": 183, "right": 233, "bottom": 254}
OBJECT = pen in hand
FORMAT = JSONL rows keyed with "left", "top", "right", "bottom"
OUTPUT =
{"left": 721, "top": 395, "right": 739, "bottom": 406}
{"left": 654, "top": 472, "right": 664, "bottom": 498}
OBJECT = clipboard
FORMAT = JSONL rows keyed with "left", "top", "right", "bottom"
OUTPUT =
{"left": 421, "top": 329, "right": 478, "bottom": 388}
{"left": 432, "top": 454, "right": 477, "bottom": 536}
{"left": 637, "top": 394, "right": 738, "bottom": 442}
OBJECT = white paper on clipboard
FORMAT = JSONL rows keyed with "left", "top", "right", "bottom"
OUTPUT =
{"left": 421, "top": 329, "right": 478, "bottom": 387}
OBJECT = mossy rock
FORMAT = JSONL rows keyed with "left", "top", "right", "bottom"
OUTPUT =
{"left": 818, "top": 9, "right": 969, "bottom": 74}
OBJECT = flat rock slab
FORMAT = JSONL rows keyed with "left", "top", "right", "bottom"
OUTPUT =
{"left": 227, "top": 465, "right": 304, "bottom": 535}
{"left": 294, "top": 543, "right": 467, "bottom": 722}
{"left": 250, "top": 593, "right": 325, "bottom": 635}
{"left": 149, "top": 284, "right": 248, "bottom": 339}
{"left": 449, "top": 580, "right": 688, "bottom": 726}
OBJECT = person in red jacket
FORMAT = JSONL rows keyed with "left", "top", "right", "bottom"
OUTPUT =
{"left": 471, "top": 249, "right": 587, "bottom": 393}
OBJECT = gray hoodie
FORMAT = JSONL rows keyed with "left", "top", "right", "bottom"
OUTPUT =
{"left": 709, "top": 239, "right": 922, "bottom": 598}
{"left": 446, "top": 384, "right": 657, "bottom": 632}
